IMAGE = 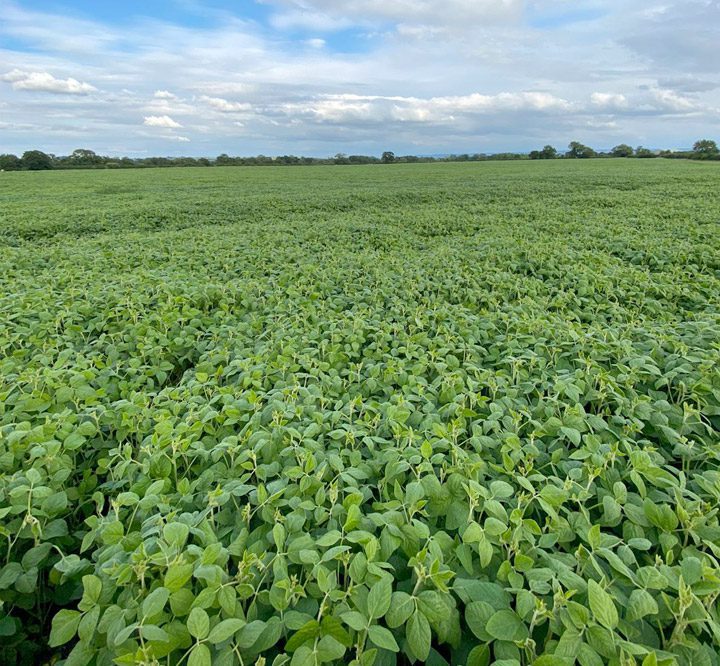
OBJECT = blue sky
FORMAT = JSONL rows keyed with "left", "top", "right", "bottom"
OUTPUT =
{"left": 1, "top": 0, "right": 718, "bottom": 156}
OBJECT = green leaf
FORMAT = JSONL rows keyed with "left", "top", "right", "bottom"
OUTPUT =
{"left": 320, "top": 616, "right": 352, "bottom": 647}
{"left": 561, "top": 427, "right": 582, "bottom": 445}
{"left": 78, "top": 606, "right": 100, "bottom": 642}
{"left": 368, "top": 625, "right": 399, "bottom": 652}
{"left": 367, "top": 578, "right": 392, "bottom": 619}
{"left": 63, "top": 640, "right": 95, "bottom": 666}
{"left": 577, "top": 643, "right": 605, "bottom": 666}
{"left": 588, "top": 580, "right": 618, "bottom": 630}
{"left": 49, "top": 609, "right": 82, "bottom": 647}
{"left": 535, "top": 658, "right": 572, "bottom": 666}
{"left": 555, "top": 628, "right": 583, "bottom": 656}
{"left": 485, "top": 610, "right": 528, "bottom": 642}
{"left": 80, "top": 574, "right": 102, "bottom": 608}
{"left": 273, "top": 523, "right": 286, "bottom": 550}
{"left": 163, "top": 522, "right": 190, "bottom": 548}
{"left": 208, "top": 618, "right": 246, "bottom": 644}
{"left": 406, "top": 611, "right": 431, "bottom": 661}
{"left": 143, "top": 586, "right": 170, "bottom": 618}
{"left": 467, "top": 645, "right": 491, "bottom": 666}
{"left": 291, "top": 646, "right": 315, "bottom": 666}
{"left": 466, "top": 601, "right": 494, "bottom": 641}
{"left": 316, "top": 635, "right": 346, "bottom": 662}
{"left": 462, "top": 521, "right": 484, "bottom": 543}
{"left": 113, "top": 622, "right": 139, "bottom": 646}
{"left": 237, "top": 620, "right": 268, "bottom": 649}
{"left": 188, "top": 643, "right": 212, "bottom": 666}
{"left": 344, "top": 504, "right": 362, "bottom": 532}
{"left": 386, "top": 592, "right": 414, "bottom": 628}
{"left": 187, "top": 607, "right": 210, "bottom": 640}
{"left": 0, "top": 617, "right": 16, "bottom": 638}
{"left": 680, "top": 557, "right": 703, "bottom": 586}
{"left": 626, "top": 589, "right": 658, "bottom": 622}
{"left": 286, "top": 620, "right": 321, "bottom": 652}
{"left": 341, "top": 611, "right": 367, "bottom": 632}
{"left": 164, "top": 563, "right": 194, "bottom": 592}
{"left": 140, "top": 624, "right": 170, "bottom": 642}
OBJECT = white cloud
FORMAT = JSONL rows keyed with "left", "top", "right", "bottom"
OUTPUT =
{"left": 1, "top": 69, "right": 96, "bottom": 94}
{"left": 306, "top": 38, "right": 326, "bottom": 49}
{"left": 154, "top": 90, "right": 177, "bottom": 99}
{"left": 174, "top": 136, "right": 191, "bottom": 142}
{"left": 649, "top": 88, "right": 698, "bottom": 113}
{"left": 280, "top": 91, "right": 574, "bottom": 124}
{"left": 143, "top": 115, "right": 183, "bottom": 128}
{"left": 199, "top": 96, "right": 253, "bottom": 112}
{"left": 193, "top": 82, "right": 256, "bottom": 96}
{"left": 266, "top": 0, "right": 523, "bottom": 31}
{"left": 591, "top": 92, "right": 628, "bottom": 110}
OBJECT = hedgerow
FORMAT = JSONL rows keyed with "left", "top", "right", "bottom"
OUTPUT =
{"left": 1, "top": 160, "right": 720, "bottom": 665}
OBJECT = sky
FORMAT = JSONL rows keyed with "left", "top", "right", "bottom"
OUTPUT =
{"left": 0, "top": 0, "right": 718, "bottom": 157}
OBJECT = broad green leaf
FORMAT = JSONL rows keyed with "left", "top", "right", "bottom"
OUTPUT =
{"left": 588, "top": 580, "right": 618, "bottom": 630}
{"left": 163, "top": 522, "right": 190, "bottom": 548}
{"left": 341, "top": 611, "right": 368, "bottom": 632}
{"left": 406, "top": 611, "right": 431, "bottom": 661}
{"left": 188, "top": 643, "right": 211, "bottom": 666}
{"left": 626, "top": 589, "right": 658, "bottom": 622}
{"left": 164, "top": 563, "right": 194, "bottom": 592}
{"left": 316, "top": 635, "right": 346, "bottom": 662}
{"left": 485, "top": 610, "right": 528, "bottom": 642}
{"left": 49, "top": 610, "right": 82, "bottom": 647}
{"left": 467, "top": 645, "right": 491, "bottom": 666}
{"left": 208, "top": 618, "right": 246, "bottom": 644}
{"left": 143, "top": 586, "right": 170, "bottom": 618}
{"left": 386, "top": 592, "right": 414, "bottom": 628}
{"left": 80, "top": 574, "right": 102, "bottom": 608}
{"left": 187, "top": 607, "right": 210, "bottom": 640}
{"left": 465, "top": 601, "right": 494, "bottom": 641}
{"left": 367, "top": 578, "right": 392, "bottom": 619}
{"left": 368, "top": 625, "right": 399, "bottom": 652}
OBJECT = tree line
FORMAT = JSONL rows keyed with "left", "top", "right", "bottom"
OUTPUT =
{"left": 0, "top": 140, "right": 717, "bottom": 171}
{"left": 530, "top": 140, "right": 720, "bottom": 161}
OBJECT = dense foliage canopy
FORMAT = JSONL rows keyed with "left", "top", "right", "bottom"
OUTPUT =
{"left": 1, "top": 160, "right": 720, "bottom": 666}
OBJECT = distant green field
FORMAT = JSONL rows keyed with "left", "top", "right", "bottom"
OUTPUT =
{"left": 1, "top": 160, "right": 720, "bottom": 665}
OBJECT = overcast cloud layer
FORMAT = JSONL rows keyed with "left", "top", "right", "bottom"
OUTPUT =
{"left": 0, "top": 0, "right": 718, "bottom": 156}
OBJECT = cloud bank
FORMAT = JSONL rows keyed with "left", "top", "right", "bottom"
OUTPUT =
{"left": 0, "top": 0, "right": 718, "bottom": 156}
{"left": 1, "top": 69, "right": 97, "bottom": 94}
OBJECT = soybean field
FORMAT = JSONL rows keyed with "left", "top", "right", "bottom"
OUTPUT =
{"left": 1, "top": 159, "right": 720, "bottom": 666}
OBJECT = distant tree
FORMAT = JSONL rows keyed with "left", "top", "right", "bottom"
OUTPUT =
{"left": 348, "top": 155, "right": 378, "bottom": 164}
{"left": 693, "top": 139, "right": 719, "bottom": 157}
{"left": 21, "top": 150, "right": 53, "bottom": 170}
{"left": 381, "top": 151, "right": 396, "bottom": 164}
{"left": 530, "top": 145, "right": 557, "bottom": 160}
{"left": 70, "top": 148, "right": 103, "bottom": 167}
{"left": 566, "top": 142, "right": 596, "bottom": 159}
{"left": 634, "top": 146, "right": 656, "bottom": 158}
{"left": 216, "top": 153, "right": 235, "bottom": 166}
{"left": 611, "top": 144, "right": 633, "bottom": 157}
{"left": 143, "top": 157, "right": 171, "bottom": 167}
{"left": 276, "top": 155, "right": 301, "bottom": 165}
{"left": 0, "top": 154, "right": 22, "bottom": 170}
